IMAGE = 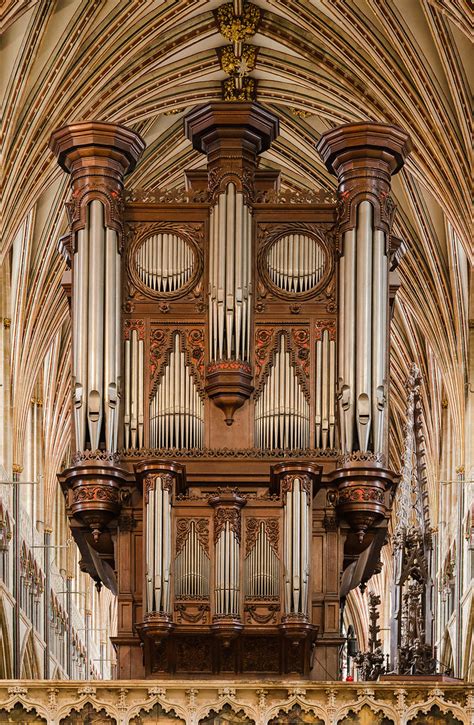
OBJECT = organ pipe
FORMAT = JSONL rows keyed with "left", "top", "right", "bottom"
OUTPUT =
{"left": 315, "top": 330, "right": 336, "bottom": 449}
{"left": 338, "top": 201, "right": 388, "bottom": 454}
{"left": 136, "top": 233, "right": 194, "bottom": 293}
{"left": 208, "top": 182, "right": 252, "bottom": 363}
{"left": 244, "top": 523, "right": 279, "bottom": 598}
{"left": 72, "top": 200, "right": 121, "bottom": 452}
{"left": 123, "top": 329, "right": 144, "bottom": 450}
{"left": 149, "top": 334, "right": 204, "bottom": 449}
{"left": 268, "top": 234, "right": 325, "bottom": 293}
{"left": 145, "top": 476, "right": 172, "bottom": 614}
{"left": 214, "top": 522, "right": 240, "bottom": 616}
{"left": 255, "top": 334, "right": 310, "bottom": 450}
{"left": 283, "top": 477, "right": 310, "bottom": 615}
{"left": 175, "top": 522, "right": 210, "bottom": 598}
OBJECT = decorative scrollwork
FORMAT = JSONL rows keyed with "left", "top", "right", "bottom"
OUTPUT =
{"left": 214, "top": 507, "right": 241, "bottom": 543}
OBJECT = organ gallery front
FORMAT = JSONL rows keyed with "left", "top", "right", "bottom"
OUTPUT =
{"left": 50, "top": 102, "right": 411, "bottom": 679}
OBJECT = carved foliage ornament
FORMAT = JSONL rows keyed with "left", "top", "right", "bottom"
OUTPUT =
{"left": 254, "top": 327, "right": 310, "bottom": 400}
{"left": 66, "top": 186, "right": 124, "bottom": 242}
{"left": 245, "top": 518, "right": 279, "bottom": 556}
{"left": 218, "top": 44, "right": 258, "bottom": 76}
{"left": 338, "top": 486, "right": 385, "bottom": 505}
{"left": 176, "top": 518, "right": 210, "bottom": 555}
{"left": 144, "top": 474, "right": 173, "bottom": 503}
{"left": 215, "top": 2, "right": 261, "bottom": 42}
{"left": 281, "top": 474, "right": 312, "bottom": 501}
{"left": 208, "top": 165, "right": 255, "bottom": 205}
{"left": 149, "top": 327, "right": 205, "bottom": 398}
{"left": 314, "top": 320, "right": 336, "bottom": 341}
{"left": 123, "top": 319, "right": 145, "bottom": 341}
{"left": 214, "top": 507, "right": 241, "bottom": 543}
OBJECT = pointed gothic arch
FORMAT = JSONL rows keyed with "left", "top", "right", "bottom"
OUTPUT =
{"left": 20, "top": 629, "right": 40, "bottom": 679}
{"left": 0, "top": 596, "right": 12, "bottom": 678}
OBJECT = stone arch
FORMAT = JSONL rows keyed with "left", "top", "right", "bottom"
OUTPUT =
{"left": 20, "top": 629, "right": 40, "bottom": 679}
{"left": 57, "top": 699, "right": 118, "bottom": 724}
{"left": 335, "top": 699, "right": 398, "bottom": 725}
{"left": 406, "top": 704, "right": 463, "bottom": 724}
{"left": 59, "top": 703, "right": 117, "bottom": 724}
{"left": 336, "top": 705, "right": 394, "bottom": 724}
{"left": 0, "top": 703, "right": 46, "bottom": 723}
{"left": 268, "top": 703, "right": 325, "bottom": 724}
{"left": 441, "top": 630, "right": 454, "bottom": 674}
{"left": 0, "top": 595, "right": 12, "bottom": 678}
{"left": 198, "top": 703, "right": 256, "bottom": 724}
{"left": 129, "top": 701, "right": 185, "bottom": 724}
{"left": 463, "top": 595, "right": 474, "bottom": 681}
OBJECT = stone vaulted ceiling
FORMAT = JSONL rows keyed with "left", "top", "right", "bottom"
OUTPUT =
{"left": 1, "top": 0, "right": 471, "bottom": 522}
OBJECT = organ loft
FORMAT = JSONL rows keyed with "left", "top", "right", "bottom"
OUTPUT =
{"left": 50, "top": 102, "right": 412, "bottom": 679}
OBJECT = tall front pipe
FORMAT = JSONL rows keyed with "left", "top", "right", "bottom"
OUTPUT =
{"left": 317, "top": 122, "right": 411, "bottom": 540}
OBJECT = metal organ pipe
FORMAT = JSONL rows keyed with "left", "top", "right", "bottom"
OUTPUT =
{"left": 267, "top": 234, "right": 325, "bottom": 293}
{"left": 356, "top": 200, "right": 373, "bottom": 452}
{"left": 72, "top": 200, "right": 121, "bottom": 452}
{"left": 338, "top": 201, "right": 388, "bottom": 454}
{"left": 145, "top": 477, "right": 172, "bottom": 614}
{"left": 245, "top": 523, "right": 279, "bottom": 597}
{"left": 283, "top": 477, "right": 310, "bottom": 616}
{"left": 123, "top": 329, "right": 144, "bottom": 450}
{"left": 136, "top": 233, "right": 194, "bottom": 293}
{"left": 87, "top": 200, "right": 105, "bottom": 451}
{"left": 208, "top": 183, "right": 252, "bottom": 362}
{"left": 341, "top": 229, "right": 356, "bottom": 453}
{"left": 214, "top": 522, "right": 240, "bottom": 617}
{"left": 372, "top": 228, "right": 387, "bottom": 454}
{"left": 255, "top": 334, "right": 310, "bottom": 450}
{"left": 315, "top": 330, "right": 336, "bottom": 449}
{"left": 148, "top": 334, "right": 204, "bottom": 449}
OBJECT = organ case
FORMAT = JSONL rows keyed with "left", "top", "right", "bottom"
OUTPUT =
{"left": 51, "top": 103, "right": 411, "bottom": 679}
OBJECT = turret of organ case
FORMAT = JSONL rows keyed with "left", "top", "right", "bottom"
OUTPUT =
{"left": 51, "top": 104, "right": 411, "bottom": 679}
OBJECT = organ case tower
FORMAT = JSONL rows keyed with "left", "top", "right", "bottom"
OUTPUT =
{"left": 51, "top": 104, "right": 411, "bottom": 678}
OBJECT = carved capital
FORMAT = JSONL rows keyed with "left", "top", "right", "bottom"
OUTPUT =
{"left": 49, "top": 121, "right": 145, "bottom": 236}
{"left": 317, "top": 123, "right": 412, "bottom": 234}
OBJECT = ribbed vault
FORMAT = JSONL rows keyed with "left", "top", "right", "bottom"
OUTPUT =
{"left": 1, "top": 0, "right": 471, "bottom": 526}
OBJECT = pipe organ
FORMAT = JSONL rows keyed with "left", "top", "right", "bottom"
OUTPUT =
{"left": 52, "top": 104, "right": 411, "bottom": 678}
{"left": 254, "top": 333, "right": 310, "bottom": 450}
{"left": 149, "top": 333, "right": 204, "bottom": 450}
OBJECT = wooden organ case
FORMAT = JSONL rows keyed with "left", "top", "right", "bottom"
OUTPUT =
{"left": 51, "top": 103, "right": 411, "bottom": 679}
